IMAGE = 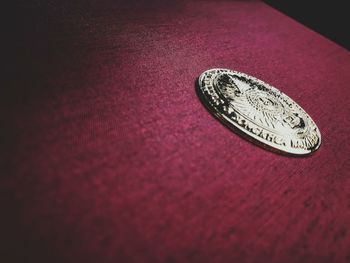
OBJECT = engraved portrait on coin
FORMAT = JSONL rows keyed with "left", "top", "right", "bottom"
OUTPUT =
{"left": 196, "top": 69, "right": 321, "bottom": 155}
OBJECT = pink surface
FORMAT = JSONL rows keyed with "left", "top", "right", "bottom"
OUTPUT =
{"left": 2, "top": 0, "right": 350, "bottom": 262}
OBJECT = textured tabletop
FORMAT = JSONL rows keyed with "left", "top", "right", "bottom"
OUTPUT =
{"left": 2, "top": 0, "right": 350, "bottom": 262}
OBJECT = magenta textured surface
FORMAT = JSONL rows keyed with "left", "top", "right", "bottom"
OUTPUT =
{"left": 2, "top": 0, "right": 350, "bottom": 262}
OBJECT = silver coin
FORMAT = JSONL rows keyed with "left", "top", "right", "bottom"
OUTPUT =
{"left": 197, "top": 68, "right": 321, "bottom": 155}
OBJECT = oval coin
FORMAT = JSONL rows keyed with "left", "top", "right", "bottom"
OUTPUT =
{"left": 197, "top": 68, "right": 321, "bottom": 155}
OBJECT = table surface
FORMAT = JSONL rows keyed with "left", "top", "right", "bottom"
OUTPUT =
{"left": 2, "top": 0, "right": 350, "bottom": 262}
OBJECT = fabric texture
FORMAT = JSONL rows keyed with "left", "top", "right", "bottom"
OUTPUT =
{"left": 2, "top": 0, "right": 350, "bottom": 262}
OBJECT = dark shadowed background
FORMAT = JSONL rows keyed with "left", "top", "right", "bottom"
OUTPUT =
{"left": 264, "top": 1, "right": 350, "bottom": 51}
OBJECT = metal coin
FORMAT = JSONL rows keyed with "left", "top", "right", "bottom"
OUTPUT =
{"left": 196, "top": 68, "right": 321, "bottom": 155}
